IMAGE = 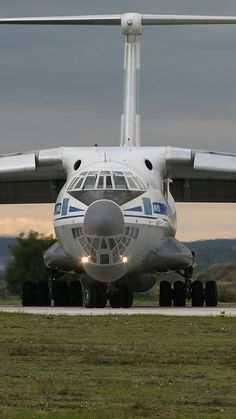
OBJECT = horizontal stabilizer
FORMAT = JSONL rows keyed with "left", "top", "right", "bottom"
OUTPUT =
{"left": 142, "top": 14, "right": 236, "bottom": 25}
{"left": 0, "top": 13, "right": 236, "bottom": 26}
{"left": 0, "top": 15, "right": 122, "bottom": 25}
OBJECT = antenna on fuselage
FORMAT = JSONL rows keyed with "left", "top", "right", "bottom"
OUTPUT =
{"left": 1, "top": 13, "right": 236, "bottom": 147}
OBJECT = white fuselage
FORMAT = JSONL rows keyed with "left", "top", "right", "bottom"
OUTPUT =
{"left": 53, "top": 147, "right": 177, "bottom": 283}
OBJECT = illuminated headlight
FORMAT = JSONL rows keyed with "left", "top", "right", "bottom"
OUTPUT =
{"left": 81, "top": 256, "right": 89, "bottom": 264}
{"left": 122, "top": 256, "right": 128, "bottom": 264}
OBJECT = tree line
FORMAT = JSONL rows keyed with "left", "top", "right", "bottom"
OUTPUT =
{"left": 5, "top": 231, "right": 55, "bottom": 295}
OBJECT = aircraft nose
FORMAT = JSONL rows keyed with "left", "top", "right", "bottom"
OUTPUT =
{"left": 84, "top": 199, "right": 124, "bottom": 237}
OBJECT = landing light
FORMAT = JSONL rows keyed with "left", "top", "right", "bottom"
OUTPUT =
{"left": 122, "top": 256, "right": 128, "bottom": 264}
{"left": 81, "top": 256, "right": 89, "bottom": 264}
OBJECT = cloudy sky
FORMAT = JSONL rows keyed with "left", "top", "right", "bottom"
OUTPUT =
{"left": 0, "top": 0, "right": 236, "bottom": 240}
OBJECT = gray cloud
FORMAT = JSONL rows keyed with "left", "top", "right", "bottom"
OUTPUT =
{"left": 0, "top": 1, "right": 236, "bottom": 153}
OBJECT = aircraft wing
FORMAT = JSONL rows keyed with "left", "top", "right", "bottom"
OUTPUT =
{"left": 165, "top": 147, "right": 236, "bottom": 202}
{"left": 0, "top": 148, "right": 66, "bottom": 203}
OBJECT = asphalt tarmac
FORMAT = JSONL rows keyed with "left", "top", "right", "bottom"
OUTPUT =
{"left": 0, "top": 305, "right": 236, "bottom": 316}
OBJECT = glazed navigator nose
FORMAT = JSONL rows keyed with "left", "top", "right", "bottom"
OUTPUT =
{"left": 84, "top": 199, "right": 124, "bottom": 236}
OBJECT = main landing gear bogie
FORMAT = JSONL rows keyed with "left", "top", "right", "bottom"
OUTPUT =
{"left": 159, "top": 279, "right": 218, "bottom": 307}
{"left": 22, "top": 279, "right": 134, "bottom": 308}
{"left": 22, "top": 280, "right": 51, "bottom": 307}
{"left": 53, "top": 280, "right": 83, "bottom": 307}
{"left": 22, "top": 279, "right": 83, "bottom": 307}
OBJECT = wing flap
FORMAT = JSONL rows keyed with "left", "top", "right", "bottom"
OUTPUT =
{"left": 0, "top": 153, "right": 35, "bottom": 174}
{"left": 194, "top": 152, "right": 236, "bottom": 173}
{"left": 0, "top": 147, "right": 66, "bottom": 203}
{"left": 165, "top": 146, "right": 236, "bottom": 202}
{"left": 166, "top": 147, "right": 236, "bottom": 179}
{"left": 170, "top": 179, "right": 236, "bottom": 202}
{"left": 0, "top": 179, "right": 65, "bottom": 204}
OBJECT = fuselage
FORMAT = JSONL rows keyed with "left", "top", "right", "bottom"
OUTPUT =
{"left": 53, "top": 147, "right": 177, "bottom": 284}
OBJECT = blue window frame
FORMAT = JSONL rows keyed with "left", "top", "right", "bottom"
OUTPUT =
{"left": 61, "top": 198, "right": 69, "bottom": 216}
{"left": 142, "top": 198, "right": 152, "bottom": 215}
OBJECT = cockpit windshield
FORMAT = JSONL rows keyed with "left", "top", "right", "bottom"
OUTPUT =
{"left": 67, "top": 170, "right": 145, "bottom": 192}
{"left": 113, "top": 173, "right": 127, "bottom": 189}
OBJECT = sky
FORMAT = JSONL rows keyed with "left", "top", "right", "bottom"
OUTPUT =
{"left": 0, "top": 0, "right": 236, "bottom": 240}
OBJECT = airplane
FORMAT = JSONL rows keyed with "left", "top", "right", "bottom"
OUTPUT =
{"left": 0, "top": 12, "right": 236, "bottom": 308}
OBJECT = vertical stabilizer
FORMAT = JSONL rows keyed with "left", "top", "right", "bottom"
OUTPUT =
{"left": 120, "top": 14, "right": 143, "bottom": 147}
{"left": 120, "top": 33, "right": 141, "bottom": 147}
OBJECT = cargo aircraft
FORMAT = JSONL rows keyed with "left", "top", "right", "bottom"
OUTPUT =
{"left": 0, "top": 13, "right": 236, "bottom": 308}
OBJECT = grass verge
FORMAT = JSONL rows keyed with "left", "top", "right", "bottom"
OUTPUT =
{"left": 0, "top": 314, "right": 235, "bottom": 418}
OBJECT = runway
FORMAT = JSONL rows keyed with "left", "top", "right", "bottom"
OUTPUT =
{"left": 0, "top": 305, "right": 236, "bottom": 316}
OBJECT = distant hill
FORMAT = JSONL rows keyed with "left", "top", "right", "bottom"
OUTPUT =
{"left": 184, "top": 239, "right": 236, "bottom": 272}
{"left": 0, "top": 236, "right": 236, "bottom": 282}
{"left": 183, "top": 239, "right": 236, "bottom": 301}
{"left": 185, "top": 239, "right": 236, "bottom": 252}
{"left": 195, "top": 263, "right": 236, "bottom": 287}
{"left": 195, "top": 262, "right": 236, "bottom": 301}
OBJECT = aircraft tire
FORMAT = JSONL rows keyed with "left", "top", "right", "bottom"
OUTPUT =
{"left": 22, "top": 280, "right": 36, "bottom": 306}
{"left": 53, "top": 281, "right": 68, "bottom": 306}
{"left": 205, "top": 280, "right": 218, "bottom": 307}
{"left": 108, "top": 288, "right": 124, "bottom": 308}
{"left": 36, "top": 281, "right": 51, "bottom": 306}
{"left": 96, "top": 286, "right": 107, "bottom": 308}
{"left": 191, "top": 280, "right": 204, "bottom": 307}
{"left": 122, "top": 285, "right": 133, "bottom": 308}
{"left": 68, "top": 281, "right": 83, "bottom": 306}
{"left": 82, "top": 284, "right": 96, "bottom": 308}
{"left": 173, "top": 281, "right": 186, "bottom": 306}
{"left": 159, "top": 281, "right": 172, "bottom": 306}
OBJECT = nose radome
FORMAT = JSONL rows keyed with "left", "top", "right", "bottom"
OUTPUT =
{"left": 84, "top": 199, "right": 124, "bottom": 237}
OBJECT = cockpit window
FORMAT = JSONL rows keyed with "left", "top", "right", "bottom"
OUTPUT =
{"left": 114, "top": 175, "right": 127, "bottom": 189}
{"left": 135, "top": 177, "right": 145, "bottom": 190}
{"left": 106, "top": 176, "right": 113, "bottom": 189}
{"left": 126, "top": 177, "right": 138, "bottom": 190}
{"left": 74, "top": 178, "right": 84, "bottom": 189}
{"left": 83, "top": 175, "right": 97, "bottom": 190}
{"left": 67, "top": 170, "right": 146, "bottom": 192}
{"left": 101, "top": 171, "right": 110, "bottom": 175}
{"left": 68, "top": 177, "right": 79, "bottom": 190}
{"left": 97, "top": 176, "right": 104, "bottom": 189}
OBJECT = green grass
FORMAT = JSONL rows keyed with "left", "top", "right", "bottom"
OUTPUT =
{"left": 0, "top": 298, "right": 21, "bottom": 305}
{"left": 0, "top": 314, "right": 235, "bottom": 418}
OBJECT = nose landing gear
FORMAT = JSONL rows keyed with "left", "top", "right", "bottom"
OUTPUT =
{"left": 82, "top": 283, "right": 107, "bottom": 308}
{"left": 108, "top": 285, "right": 133, "bottom": 308}
{"left": 81, "top": 284, "right": 134, "bottom": 308}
